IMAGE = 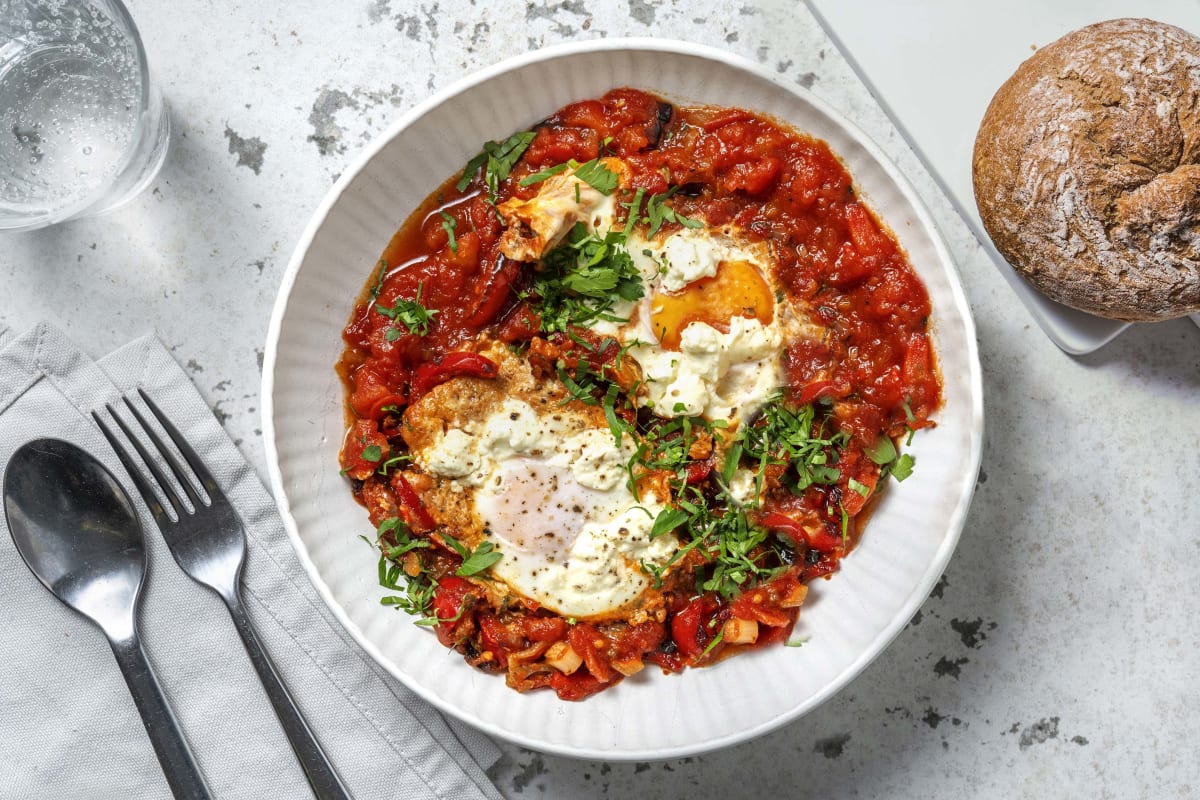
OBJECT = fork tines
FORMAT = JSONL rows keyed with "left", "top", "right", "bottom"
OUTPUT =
{"left": 92, "top": 389, "right": 215, "bottom": 526}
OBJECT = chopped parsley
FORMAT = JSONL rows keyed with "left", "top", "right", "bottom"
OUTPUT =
{"left": 442, "top": 533, "right": 504, "bottom": 577}
{"left": 642, "top": 187, "right": 704, "bottom": 238}
{"left": 376, "top": 282, "right": 438, "bottom": 338}
{"left": 887, "top": 453, "right": 915, "bottom": 482}
{"left": 519, "top": 162, "right": 568, "bottom": 186}
{"left": 368, "top": 259, "right": 388, "bottom": 300}
{"left": 650, "top": 506, "right": 689, "bottom": 540}
{"left": 376, "top": 452, "right": 410, "bottom": 476}
{"left": 700, "top": 626, "right": 726, "bottom": 657}
{"left": 439, "top": 211, "right": 458, "bottom": 253}
{"left": 572, "top": 158, "right": 619, "bottom": 194}
{"left": 867, "top": 434, "right": 916, "bottom": 482}
{"left": 737, "top": 395, "right": 848, "bottom": 496}
{"left": 660, "top": 481, "right": 784, "bottom": 600}
{"left": 375, "top": 517, "right": 436, "bottom": 622}
{"left": 528, "top": 223, "right": 644, "bottom": 334}
{"left": 457, "top": 131, "right": 536, "bottom": 202}
{"left": 555, "top": 357, "right": 603, "bottom": 406}
{"left": 518, "top": 157, "right": 619, "bottom": 195}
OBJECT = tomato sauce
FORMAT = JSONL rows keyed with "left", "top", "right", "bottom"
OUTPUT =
{"left": 338, "top": 88, "right": 942, "bottom": 700}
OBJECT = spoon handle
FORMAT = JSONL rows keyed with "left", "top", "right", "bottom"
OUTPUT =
{"left": 109, "top": 634, "right": 214, "bottom": 800}
{"left": 224, "top": 589, "right": 353, "bottom": 800}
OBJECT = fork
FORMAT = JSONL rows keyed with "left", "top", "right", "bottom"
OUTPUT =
{"left": 94, "top": 389, "right": 353, "bottom": 800}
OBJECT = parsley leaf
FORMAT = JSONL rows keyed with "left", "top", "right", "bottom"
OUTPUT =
{"left": 865, "top": 436, "right": 897, "bottom": 465}
{"left": 868, "top": 435, "right": 916, "bottom": 482}
{"left": 650, "top": 506, "right": 689, "bottom": 539}
{"left": 456, "top": 151, "right": 488, "bottom": 193}
{"left": 602, "top": 382, "right": 634, "bottom": 447}
{"left": 848, "top": 477, "right": 871, "bottom": 497}
{"left": 376, "top": 453, "right": 410, "bottom": 476}
{"left": 458, "top": 540, "right": 503, "bottom": 576}
{"left": 889, "top": 453, "right": 915, "bottom": 482}
{"left": 442, "top": 533, "right": 504, "bottom": 577}
{"left": 360, "top": 444, "right": 382, "bottom": 462}
{"left": 519, "top": 162, "right": 568, "bottom": 187}
{"left": 368, "top": 259, "right": 388, "bottom": 300}
{"left": 700, "top": 626, "right": 725, "bottom": 657}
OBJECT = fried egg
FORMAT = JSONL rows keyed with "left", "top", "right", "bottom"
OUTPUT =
{"left": 623, "top": 225, "right": 791, "bottom": 423}
{"left": 587, "top": 208, "right": 807, "bottom": 426}
{"left": 406, "top": 353, "right": 675, "bottom": 619}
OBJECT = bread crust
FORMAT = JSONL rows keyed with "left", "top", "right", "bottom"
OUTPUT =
{"left": 973, "top": 18, "right": 1200, "bottom": 322}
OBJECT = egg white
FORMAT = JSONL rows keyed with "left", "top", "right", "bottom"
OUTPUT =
{"left": 414, "top": 397, "right": 676, "bottom": 618}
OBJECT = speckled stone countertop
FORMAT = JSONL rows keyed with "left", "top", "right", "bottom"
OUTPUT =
{"left": 3, "top": 2, "right": 1198, "bottom": 798}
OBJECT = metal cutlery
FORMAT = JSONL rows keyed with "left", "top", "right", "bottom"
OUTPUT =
{"left": 3, "top": 438, "right": 214, "bottom": 800}
{"left": 94, "top": 389, "right": 352, "bottom": 800}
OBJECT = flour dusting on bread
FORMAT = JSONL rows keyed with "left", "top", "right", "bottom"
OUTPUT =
{"left": 973, "top": 18, "right": 1200, "bottom": 322}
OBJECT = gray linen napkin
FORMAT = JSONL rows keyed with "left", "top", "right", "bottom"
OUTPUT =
{"left": 0, "top": 322, "right": 503, "bottom": 800}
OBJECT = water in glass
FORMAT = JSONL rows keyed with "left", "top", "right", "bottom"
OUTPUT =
{"left": 0, "top": 0, "right": 167, "bottom": 230}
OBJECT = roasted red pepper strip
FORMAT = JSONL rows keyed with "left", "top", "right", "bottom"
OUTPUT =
{"left": 761, "top": 511, "right": 841, "bottom": 554}
{"left": 730, "top": 591, "right": 792, "bottom": 628}
{"left": 390, "top": 472, "right": 437, "bottom": 533}
{"left": 365, "top": 392, "right": 406, "bottom": 421}
{"left": 685, "top": 460, "right": 713, "bottom": 485}
{"left": 699, "top": 108, "right": 755, "bottom": 132}
{"left": 410, "top": 352, "right": 499, "bottom": 401}
{"left": 464, "top": 256, "right": 520, "bottom": 329}
{"left": 567, "top": 623, "right": 615, "bottom": 684}
{"left": 550, "top": 669, "right": 612, "bottom": 701}
{"left": 670, "top": 595, "right": 722, "bottom": 659}
{"left": 795, "top": 380, "right": 838, "bottom": 406}
{"left": 341, "top": 419, "right": 389, "bottom": 481}
{"left": 432, "top": 576, "right": 474, "bottom": 647}
{"left": 476, "top": 614, "right": 514, "bottom": 669}
{"left": 496, "top": 303, "right": 541, "bottom": 343}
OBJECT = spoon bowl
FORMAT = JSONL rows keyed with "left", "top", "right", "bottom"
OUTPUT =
{"left": 4, "top": 438, "right": 145, "bottom": 638}
{"left": 3, "top": 438, "right": 212, "bottom": 800}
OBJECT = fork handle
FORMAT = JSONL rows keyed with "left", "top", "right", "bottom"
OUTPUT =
{"left": 225, "top": 591, "right": 353, "bottom": 800}
{"left": 109, "top": 633, "right": 214, "bottom": 800}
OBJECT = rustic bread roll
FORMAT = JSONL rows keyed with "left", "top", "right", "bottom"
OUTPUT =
{"left": 973, "top": 18, "right": 1200, "bottom": 322}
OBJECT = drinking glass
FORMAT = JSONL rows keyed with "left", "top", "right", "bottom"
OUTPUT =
{"left": 0, "top": 0, "right": 169, "bottom": 231}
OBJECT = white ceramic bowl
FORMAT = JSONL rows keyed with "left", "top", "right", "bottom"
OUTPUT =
{"left": 263, "top": 38, "right": 983, "bottom": 760}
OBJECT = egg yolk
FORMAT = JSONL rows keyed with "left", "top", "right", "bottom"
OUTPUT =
{"left": 650, "top": 259, "right": 775, "bottom": 350}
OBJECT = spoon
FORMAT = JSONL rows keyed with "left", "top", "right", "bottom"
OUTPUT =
{"left": 3, "top": 438, "right": 213, "bottom": 800}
